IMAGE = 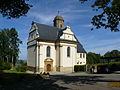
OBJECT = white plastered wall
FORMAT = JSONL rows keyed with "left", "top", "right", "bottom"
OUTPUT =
{"left": 59, "top": 43, "right": 77, "bottom": 67}
{"left": 60, "top": 26, "right": 76, "bottom": 41}
{"left": 38, "top": 42, "right": 56, "bottom": 69}
{"left": 27, "top": 46, "right": 36, "bottom": 67}
{"left": 76, "top": 53, "right": 86, "bottom": 65}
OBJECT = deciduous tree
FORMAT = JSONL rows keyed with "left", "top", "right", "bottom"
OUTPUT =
{"left": 80, "top": 0, "right": 120, "bottom": 31}
{"left": 0, "top": 0, "right": 31, "bottom": 19}
{"left": 0, "top": 28, "right": 22, "bottom": 65}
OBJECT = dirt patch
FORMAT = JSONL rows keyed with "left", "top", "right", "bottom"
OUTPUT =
{"left": 108, "top": 82, "right": 120, "bottom": 87}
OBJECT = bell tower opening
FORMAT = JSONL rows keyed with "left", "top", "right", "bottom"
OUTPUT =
{"left": 53, "top": 11, "right": 64, "bottom": 29}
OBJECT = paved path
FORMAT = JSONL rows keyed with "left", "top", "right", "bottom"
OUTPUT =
{"left": 1, "top": 72, "right": 120, "bottom": 90}
{"left": 50, "top": 72, "right": 120, "bottom": 90}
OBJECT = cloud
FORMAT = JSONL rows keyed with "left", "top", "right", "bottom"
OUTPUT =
{"left": 77, "top": 34, "right": 120, "bottom": 55}
{"left": 81, "top": 24, "right": 93, "bottom": 27}
{"left": 90, "top": 44, "right": 120, "bottom": 55}
{"left": 86, "top": 38, "right": 120, "bottom": 48}
{"left": 62, "top": 9, "right": 90, "bottom": 13}
{"left": 29, "top": 12, "right": 54, "bottom": 25}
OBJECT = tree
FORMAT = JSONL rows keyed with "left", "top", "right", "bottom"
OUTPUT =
{"left": 80, "top": 0, "right": 120, "bottom": 31}
{"left": 104, "top": 50, "right": 120, "bottom": 62}
{"left": 0, "top": 28, "right": 22, "bottom": 66}
{"left": 9, "top": 28, "right": 22, "bottom": 65}
{"left": 0, "top": 0, "right": 31, "bottom": 19}
{"left": 87, "top": 52, "right": 101, "bottom": 64}
{"left": 0, "top": 29, "right": 10, "bottom": 62}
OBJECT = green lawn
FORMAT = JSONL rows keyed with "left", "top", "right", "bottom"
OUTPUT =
{"left": 2, "top": 70, "right": 27, "bottom": 73}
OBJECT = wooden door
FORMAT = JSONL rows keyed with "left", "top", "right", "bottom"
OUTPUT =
{"left": 47, "top": 64, "right": 51, "bottom": 72}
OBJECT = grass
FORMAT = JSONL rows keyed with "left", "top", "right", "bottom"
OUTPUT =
{"left": 3, "top": 70, "right": 27, "bottom": 73}
{"left": 0, "top": 70, "right": 43, "bottom": 85}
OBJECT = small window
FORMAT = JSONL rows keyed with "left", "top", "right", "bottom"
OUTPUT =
{"left": 67, "top": 47, "right": 70, "bottom": 57}
{"left": 46, "top": 46, "right": 50, "bottom": 57}
{"left": 80, "top": 62, "right": 82, "bottom": 64}
{"left": 83, "top": 53, "right": 85, "bottom": 58}
{"left": 80, "top": 54, "right": 82, "bottom": 58}
{"left": 31, "top": 33, "right": 33, "bottom": 38}
{"left": 61, "top": 24, "right": 62, "bottom": 28}
{"left": 77, "top": 62, "right": 79, "bottom": 64}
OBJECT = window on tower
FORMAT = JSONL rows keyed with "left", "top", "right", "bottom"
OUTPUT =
{"left": 61, "top": 24, "right": 62, "bottom": 28}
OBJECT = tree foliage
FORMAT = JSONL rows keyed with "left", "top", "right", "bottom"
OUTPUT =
{"left": 87, "top": 50, "right": 120, "bottom": 64}
{"left": 0, "top": 0, "right": 31, "bottom": 19}
{"left": 104, "top": 50, "right": 120, "bottom": 62}
{"left": 87, "top": 52, "right": 101, "bottom": 64}
{"left": 0, "top": 28, "right": 22, "bottom": 65}
{"left": 80, "top": 0, "right": 120, "bottom": 31}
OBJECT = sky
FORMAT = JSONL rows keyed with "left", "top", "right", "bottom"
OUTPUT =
{"left": 0, "top": 0, "right": 120, "bottom": 60}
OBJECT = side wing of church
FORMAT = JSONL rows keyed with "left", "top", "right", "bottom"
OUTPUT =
{"left": 27, "top": 15, "right": 86, "bottom": 73}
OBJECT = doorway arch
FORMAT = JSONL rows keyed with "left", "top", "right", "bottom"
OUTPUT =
{"left": 47, "top": 64, "right": 51, "bottom": 71}
{"left": 44, "top": 58, "right": 53, "bottom": 72}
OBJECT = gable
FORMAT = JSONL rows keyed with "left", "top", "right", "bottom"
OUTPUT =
{"left": 60, "top": 26, "right": 77, "bottom": 41}
{"left": 28, "top": 23, "right": 39, "bottom": 41}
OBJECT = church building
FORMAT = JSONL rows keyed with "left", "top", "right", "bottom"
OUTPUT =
{"left": 27, "top": 14, "right": 86, "bottom": 73}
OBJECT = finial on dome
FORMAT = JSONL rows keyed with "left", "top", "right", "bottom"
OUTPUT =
{"left": 57, "top": 10, "right": 60, "bottom": 15}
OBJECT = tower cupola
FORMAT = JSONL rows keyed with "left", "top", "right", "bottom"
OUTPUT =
{"left": 53, "top": 13, "right": 64, "bottom": 29}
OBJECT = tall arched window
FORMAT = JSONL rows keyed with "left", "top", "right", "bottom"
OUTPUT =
{"left": 67, "top": 47, "right": 70, "bottom": 57}
{"left": 46, "top": 46, "right": 50, "bottom": 57}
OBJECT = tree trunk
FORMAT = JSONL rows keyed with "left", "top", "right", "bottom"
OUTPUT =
{"left": 11, "top": 56, "right": 14, "bottom": 70}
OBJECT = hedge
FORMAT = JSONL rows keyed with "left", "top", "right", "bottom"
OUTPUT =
{"left": 90, "top": 62, "right": 120, "bottom": 73}
{"left": 74, "top": 65, "right": 86, "bottom": 72}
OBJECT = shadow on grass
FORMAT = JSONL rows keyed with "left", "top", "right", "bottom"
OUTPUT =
{"left": 0, "top": 72, "right": 68, "bottom": 90}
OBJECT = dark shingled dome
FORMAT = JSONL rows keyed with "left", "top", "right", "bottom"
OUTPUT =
{"left": 54, "top": 15, "right": 64, "bottom": 21}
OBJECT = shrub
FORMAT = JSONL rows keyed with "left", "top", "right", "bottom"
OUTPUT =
{"left": 0, "top": 62, "right": 12, "bottom": 70}
{"left": 92, "top": 62, "right": 120, "bottom": 73}
{"left": 74, "top": 65, "right": 86, "bottom": 72}
{"left": 97, "top": 64, "right": 109, "bottom": 73}
{"left": 15, "top": 66, "right": 27, "bottom": 72}
{"left": 109, "top": 63, "right": 120, "bottom": 72}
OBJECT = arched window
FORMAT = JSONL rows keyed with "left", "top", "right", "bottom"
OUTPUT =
{"left": 83, "top": 53, "right": 85, "bottom": 58}
{"left": 67, "top": 47, "right": 70, "bottom": 57}
{"left": 80, "top": 54, "right": 82, "bottom": 58}
{"left": 46, "top": 46, "right": 50, "bottom": 57}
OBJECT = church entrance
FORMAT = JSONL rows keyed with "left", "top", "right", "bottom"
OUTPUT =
{"left": 47, "top": 64, "right": 51, "bottom": 71}
{"left": 44, "top": 58, "right": 53, "bottom": 72}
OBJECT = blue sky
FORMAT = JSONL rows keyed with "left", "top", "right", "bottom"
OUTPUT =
{"left": 0, "top": 0, "right": 120, "bottom": 60}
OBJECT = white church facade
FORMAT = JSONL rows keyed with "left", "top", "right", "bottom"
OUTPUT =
{"left": 27, "top": 15, "right": 86, "bottom": 72}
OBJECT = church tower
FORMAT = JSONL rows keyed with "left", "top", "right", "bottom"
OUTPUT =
{"left": 53, "top": 13, "right": 64, "bottom": 29}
